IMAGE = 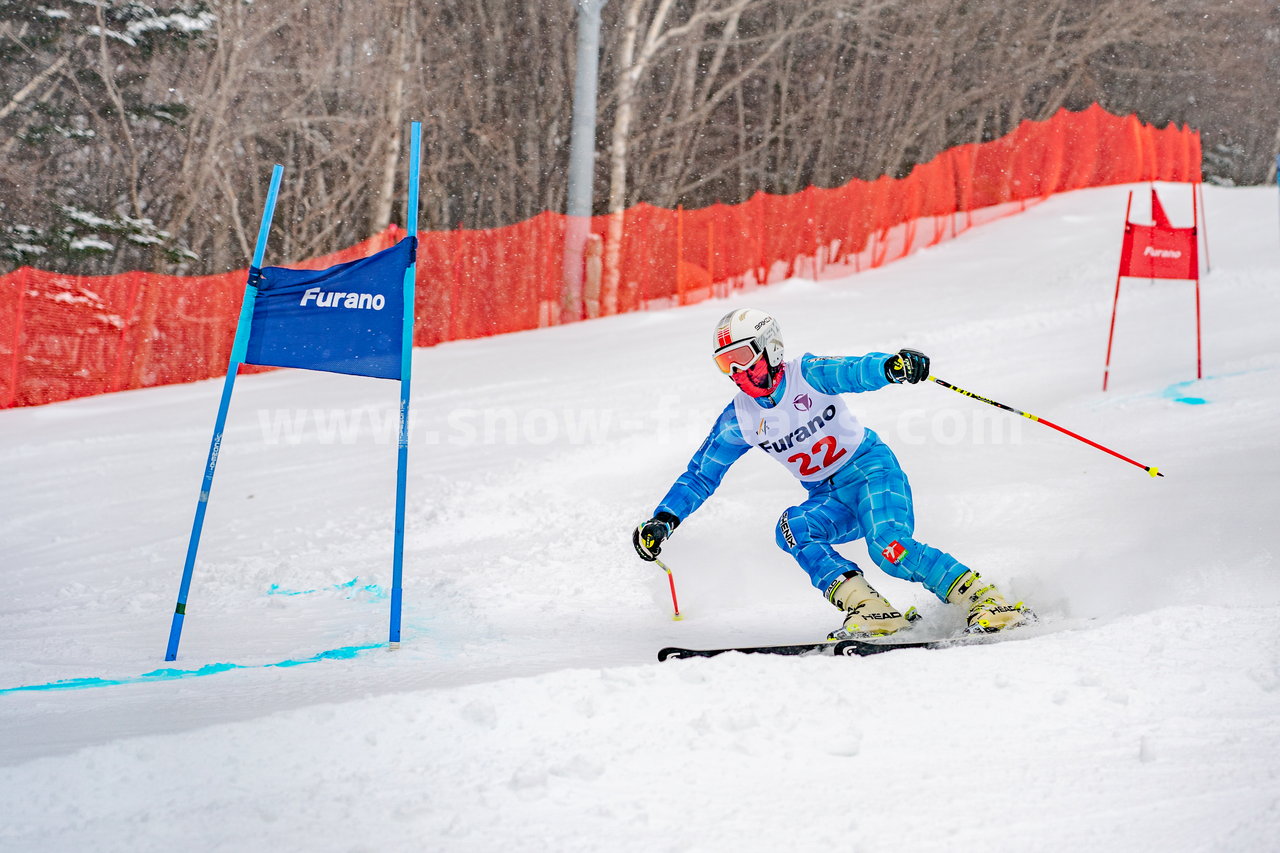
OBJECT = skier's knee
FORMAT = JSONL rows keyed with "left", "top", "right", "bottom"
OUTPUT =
{"left": 868, "top": 524, "right": 913, "bottom": 570}
{"left": 775, "top": 508, "right": 804, "bottom": 553}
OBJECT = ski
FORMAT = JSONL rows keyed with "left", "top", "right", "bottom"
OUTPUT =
{"left": 657, "top": 637, "right": 961, "bottom": 661}
{"left": 657, "top": 611, "right": 1052, "bottom": 661}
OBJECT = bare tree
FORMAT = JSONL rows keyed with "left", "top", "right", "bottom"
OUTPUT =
{"left": 2, "top": 0, "right": 1275, "bottom": 279}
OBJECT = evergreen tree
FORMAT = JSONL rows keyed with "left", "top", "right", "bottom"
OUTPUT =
{"left": 0, "top": 1, "right": 212, "bottom": 272}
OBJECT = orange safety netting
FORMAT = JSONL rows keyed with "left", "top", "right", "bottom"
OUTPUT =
{"left": 0, "top": 104, "right": 1201, "bottom": 408}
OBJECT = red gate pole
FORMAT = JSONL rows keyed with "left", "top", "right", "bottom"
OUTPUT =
{"left": 1193, "top": 185, "right": 1203, "bottom": 379}
{"left": 1102, "top": 191, "right": 1134, "bottom": 392}
{"left": 1196, "top": 182, "right": 1210, "bottom": 273}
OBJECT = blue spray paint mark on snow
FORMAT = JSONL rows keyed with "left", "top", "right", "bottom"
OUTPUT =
{"left": 1159, "top": 379, "right": 1208, "bottom": 405}
{"left": 0, "top": 643, "right": 382, "bottom": 697}
{"left": 266, "top": 577, "right": 387, "bottom": 600}
{"left": 1153, "top": 366, "right": 1278, "bottom": 406}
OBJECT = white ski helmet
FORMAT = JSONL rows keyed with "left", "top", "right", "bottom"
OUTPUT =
{"left": 712, "top": 308, "right": 785, "bottom": 396}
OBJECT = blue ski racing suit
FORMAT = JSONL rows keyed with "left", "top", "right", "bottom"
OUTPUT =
{"left": 653, "top": 353, "right": 973, "bottom": 599}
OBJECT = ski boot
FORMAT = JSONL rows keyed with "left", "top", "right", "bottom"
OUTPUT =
{"left": 946, "top": 571, "right": 1034, "bottom": 634}
{"left": 825, "top": 572, "right": 918, "bottom": 640}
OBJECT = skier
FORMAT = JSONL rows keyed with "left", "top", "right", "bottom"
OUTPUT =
{"left": 633, "top": 307, "right": 1033, "bottom": 639}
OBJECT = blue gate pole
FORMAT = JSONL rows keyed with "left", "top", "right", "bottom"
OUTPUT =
{"left": 389, "top": 123, "right": 421, "bottom": 648}
{"left": 165, "top": 164, "right": 284, "bottom": 661}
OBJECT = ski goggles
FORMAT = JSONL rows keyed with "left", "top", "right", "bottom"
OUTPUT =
{"left": 713, "top": 339, "right": 764, "bottom": 374}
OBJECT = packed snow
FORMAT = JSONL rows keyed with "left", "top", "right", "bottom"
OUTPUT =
{"left": 1, "top": 184, "right": 1277, "bottom": 851}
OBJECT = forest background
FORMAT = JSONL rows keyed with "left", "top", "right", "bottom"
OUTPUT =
{"left": 1, "top": 0, "right": 1277, "bottom": 277}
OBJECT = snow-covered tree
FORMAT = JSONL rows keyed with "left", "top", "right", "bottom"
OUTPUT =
{"left": 0, "top": 1, "right": 211, "bottom": 272}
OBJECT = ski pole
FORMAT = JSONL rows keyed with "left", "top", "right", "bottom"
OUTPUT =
{"left": 929, "top": 376, "right": 1164, "bottom": 478}
{"left": 652, "top": 556, "right": 683, "bottom": 620}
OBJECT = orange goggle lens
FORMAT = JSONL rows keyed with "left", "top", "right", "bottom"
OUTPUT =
{"left": 713, "top": 341, "right": 763, "bottom": 374}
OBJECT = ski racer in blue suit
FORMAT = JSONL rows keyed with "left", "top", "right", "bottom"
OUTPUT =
{"left": 633, "top": 308, "right": 1033, "bottom": 638}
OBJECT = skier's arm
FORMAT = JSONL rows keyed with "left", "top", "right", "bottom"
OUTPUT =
{"left": 654, "top": 403, "right": 751, "bottom": 521}
{"left": 802, "top": 349, "right": 930, "bottom": 394}
{"left": 801, "top": 353, "right": 895, "bottom": 394}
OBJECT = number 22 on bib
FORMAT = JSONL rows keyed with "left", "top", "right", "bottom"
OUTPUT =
{"left": 732, "top": 357, "right": 864, "bottom": 482}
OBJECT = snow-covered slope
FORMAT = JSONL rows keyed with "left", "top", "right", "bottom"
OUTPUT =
{"left": 2, "top": 184, "right": 1278, "bottom": 852}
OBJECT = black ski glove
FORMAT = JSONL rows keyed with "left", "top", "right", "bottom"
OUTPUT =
{"left": 633, "top": 512, "right": 680, "bottom": 561}
{"left": 884, "top": 349, "right": 930, "bottom": 384}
